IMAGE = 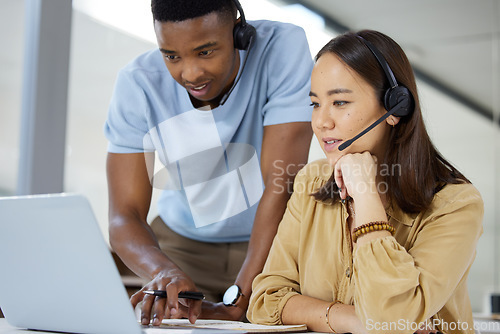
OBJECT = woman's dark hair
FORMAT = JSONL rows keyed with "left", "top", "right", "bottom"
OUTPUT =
{"left": 312, "top": 30, "right": 470, "bottom": 213}
{"left": 151, "top": 0, "right": 236, "bottom": 23}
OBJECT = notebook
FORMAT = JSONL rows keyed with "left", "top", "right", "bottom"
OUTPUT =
{"left": 0, "top": 193, "right": 143, "bottom": 334}
{"left": 160, "top": 319, "right": 308, "bottom": 333}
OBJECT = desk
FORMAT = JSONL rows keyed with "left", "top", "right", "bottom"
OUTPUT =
{"left": 1, "top": 318, "right": 500, "bottom": 334}
{"left": 0, "top": 319, "right": 239, "bottom": 334}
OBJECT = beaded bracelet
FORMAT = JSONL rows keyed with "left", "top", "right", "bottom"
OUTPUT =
{"left": 325, "top": 300, "right": 340, "bottom": 333}
{"left": 352, "top": 221, "right": 395, "bottom": 243}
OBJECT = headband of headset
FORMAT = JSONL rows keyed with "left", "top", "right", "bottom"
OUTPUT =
{"left": 232, "top": 0, "right": 256, "bottom": 50}
{"left": 357, "top": 35, "right": 414, "bottom": 117}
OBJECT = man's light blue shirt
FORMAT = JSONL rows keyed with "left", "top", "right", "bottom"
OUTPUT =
{"left": 104, "top": 20, "right": 313, "bottom": 242}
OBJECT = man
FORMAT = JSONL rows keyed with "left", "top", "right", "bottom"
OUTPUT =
{"left": 104, "top": 0, "right": 313, "bottom": 326}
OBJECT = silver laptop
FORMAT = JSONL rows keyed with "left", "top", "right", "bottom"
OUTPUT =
{"left": 0, "top": 193, "right": 143, "bottom": 334}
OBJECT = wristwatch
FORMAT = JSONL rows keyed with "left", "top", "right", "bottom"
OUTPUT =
{"left": 223, "top": 284, "right": 243, "bottom": 306}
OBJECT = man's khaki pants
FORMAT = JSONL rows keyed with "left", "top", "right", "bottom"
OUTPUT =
{"left": 150, "top": 216, "right": 249, "bottom": 303}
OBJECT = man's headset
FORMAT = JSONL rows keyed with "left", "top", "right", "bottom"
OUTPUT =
{"left": 338, "top": 35, "right": 415, "bottom": 151}
{"left": 220, "top": 0, "right": 256, "bottom": 105}
{"left": 232, "top": 0, "right": 256, "bottom": 50}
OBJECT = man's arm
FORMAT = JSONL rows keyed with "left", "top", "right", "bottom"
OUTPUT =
{"left": 107, "top": 152, "right": 201, "bottom": 325}
{"left": 237, "top": 121, "right": 313, "bottom": 308}
{"left": 107, "top": 152, "right": 157, "bottom": 278}
{"left": 202, "top": 122, "right": 312, "bottom": 319}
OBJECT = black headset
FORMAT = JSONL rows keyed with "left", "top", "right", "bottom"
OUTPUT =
{"left": 232, "top": 0, "right": 256, "bottom": 50}
{"left": 220, "top": 0, "right": 256, "bottom": 105}
{"left": 338, "top": 35, "right": 415, "bottom": 151}
{"left": 357, "top": 35, "right": 414, "bottom": 117}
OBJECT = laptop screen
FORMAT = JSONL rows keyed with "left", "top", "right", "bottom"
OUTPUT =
{"left": 0, "top": 193, "right": 142, "bottom": 334}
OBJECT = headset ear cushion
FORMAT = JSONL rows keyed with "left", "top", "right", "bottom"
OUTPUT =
{"left": 384, "top": 85, "right": 414, "bottom": 117}
{"left": 233, "top": 23, "right": 256, "bottom": 50}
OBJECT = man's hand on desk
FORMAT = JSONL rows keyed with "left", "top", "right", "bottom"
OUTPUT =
{"left": 130, "top": 268, "right": 201, "bottom": 326}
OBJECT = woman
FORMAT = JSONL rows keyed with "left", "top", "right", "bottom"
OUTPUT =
{"left": 247, "top": 30, "right": 483, "bottom": 334}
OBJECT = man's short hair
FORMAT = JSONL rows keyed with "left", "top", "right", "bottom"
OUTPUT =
{"left": 151, "top": 0, "right": 237, "bottom": 23}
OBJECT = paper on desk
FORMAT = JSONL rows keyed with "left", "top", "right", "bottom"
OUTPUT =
{"left": 159, "top": 319, "right": 307, "bottom": 333}
{"left": 146, "top": 326, "right": 242, "bottom": 334}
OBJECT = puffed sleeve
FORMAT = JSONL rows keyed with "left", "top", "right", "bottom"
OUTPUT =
{"left": 247, "top": 167, "right": 310, "bottom": 325}
{"left": 352, "top": 183, "right": 483, "bottom": 334}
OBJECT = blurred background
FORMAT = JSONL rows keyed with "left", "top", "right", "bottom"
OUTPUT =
{"left": 0, "top": 0, "right": 498, "bottom": 314}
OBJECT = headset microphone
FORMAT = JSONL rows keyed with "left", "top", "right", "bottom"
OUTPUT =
{"left": 338, "top": 35, "right": 414, "bottom": 151}
{"left": 338, "top": 99, "right": 407, "bottom": 151}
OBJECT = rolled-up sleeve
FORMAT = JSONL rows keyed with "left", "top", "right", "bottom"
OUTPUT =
{"left": 353, "top": 184, "right": 483, "bottom": 334}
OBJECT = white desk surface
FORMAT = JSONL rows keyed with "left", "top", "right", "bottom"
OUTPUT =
{"left": 0, "top": 319, "right": 239, "bottom": 334}
{"left": 1, "top": 318, "right": 500, "bottom": 334}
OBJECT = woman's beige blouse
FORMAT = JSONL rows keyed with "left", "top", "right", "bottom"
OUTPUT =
{"left": 247, "top": 159, "right": 483, "bottom": 334}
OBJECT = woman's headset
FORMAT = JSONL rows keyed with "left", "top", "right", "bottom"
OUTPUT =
{"left": 338, "top": 35, "right": 415, "bottom": 151}
{"left": 356, "top": 35, "right": 414, "bottom": 117}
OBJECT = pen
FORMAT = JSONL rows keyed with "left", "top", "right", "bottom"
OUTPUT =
{"left": 143, "top": 290, "right": 205, "bottom": 300}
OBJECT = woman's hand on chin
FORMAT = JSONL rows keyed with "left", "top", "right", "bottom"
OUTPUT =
{"left": 334, "top": 151, "right": 378, "bottom": 201}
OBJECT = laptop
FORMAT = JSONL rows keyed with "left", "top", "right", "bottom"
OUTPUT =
{"left": 0, "top": 193, "right": 143, "bottom": 334}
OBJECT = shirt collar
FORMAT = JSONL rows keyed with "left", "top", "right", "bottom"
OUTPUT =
{"left": 385, "top": 201, "right": 417, "bottom": 226}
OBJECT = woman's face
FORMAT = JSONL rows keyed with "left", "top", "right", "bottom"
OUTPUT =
{"left": 310, "top": 52, "right": 394, "bottom": 166}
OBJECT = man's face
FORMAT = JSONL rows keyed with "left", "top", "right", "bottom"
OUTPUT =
{"left": 154, "top": 12, "right": 240, "bottom": 107}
